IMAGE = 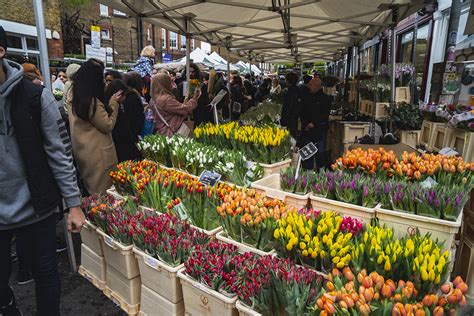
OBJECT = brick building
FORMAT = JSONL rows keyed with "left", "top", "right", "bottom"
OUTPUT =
{"left": 0, "top": 0, "right": 204, "bottom": 67}
{"left": 0, "top": 0, "right": 64, "bottom": 64}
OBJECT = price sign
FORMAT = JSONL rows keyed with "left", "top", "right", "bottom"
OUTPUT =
{"left": 199, "top": 170, "right": 222, "bottom": 186}
{"left": 439, "top": 147, "right": 458, "bottom": 157}
{"left": 298, "top": 142, "right": 318, "bottom": 161}
{"left": 210, "top": 90, "right": 227, "bottom": 108}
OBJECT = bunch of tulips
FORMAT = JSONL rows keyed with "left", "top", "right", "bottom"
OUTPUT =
{"left": 313, "top": 267, "right": 468, "bottom": 315}
{"left": 273, "top": 211, "right": 362, "bottom": 272}
{"left": 216, "top": 188, "right": 294, "bottom": 252}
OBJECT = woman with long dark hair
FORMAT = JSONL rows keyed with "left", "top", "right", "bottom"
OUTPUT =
{"left": 105, "top": 79, "right": 142, "bottom": 162}
{"left": 66, "top": 59, "right": 123, "bottom": 194}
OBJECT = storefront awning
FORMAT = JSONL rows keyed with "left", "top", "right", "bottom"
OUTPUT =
{"left": 102, "top": 0, "right": 426, "bottom": 62}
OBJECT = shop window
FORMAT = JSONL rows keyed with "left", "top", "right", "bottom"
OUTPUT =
{"left": 25, "top": 37, "right": 38, "bottom": 50}
{"left": 6, "top": 35, "right": 22, "bottom": 49}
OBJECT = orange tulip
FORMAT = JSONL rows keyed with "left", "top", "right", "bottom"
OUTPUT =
{"left": 433, "top": 306, "right": 444, "bottom": 316}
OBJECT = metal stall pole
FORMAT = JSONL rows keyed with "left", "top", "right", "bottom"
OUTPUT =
{"left": 389, "top": 7, "right": 399, "bottom": 133}
{"left": 33, "top": 0, "right": 51, "bottom": 90}
{"left": 185, "top": 17, "right": 192, "bottom": 95}
{"left": 411, "top": 13, "right": 419, "bottom": 104}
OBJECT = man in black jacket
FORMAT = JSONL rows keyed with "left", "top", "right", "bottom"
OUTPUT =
{"left": 280, "top": 72, "right": 301, "bottom": 138}
{"left": 0, "top": 26, "right": 84, "bottom": 316}
{"left": 299, "top": 78, "right": 331, "bottom": 170}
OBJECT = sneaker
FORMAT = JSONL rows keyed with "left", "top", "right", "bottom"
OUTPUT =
{"left": 17, "top": 270, "right": 34, "bottom": 285}
{"left": 0, "top": 295, "right": 23, "bottom": 316}
{"left": 56, "top": 238, "right": 67, "bottom": 253}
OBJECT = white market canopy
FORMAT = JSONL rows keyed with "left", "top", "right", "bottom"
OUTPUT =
{"left": 102, "top": 0, "right": 425, "bottom": 62}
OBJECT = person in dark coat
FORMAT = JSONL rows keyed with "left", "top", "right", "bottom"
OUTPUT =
{"left": 280, "top": 72, "right": 301, "bottom": 138}
{"left": 229, "top": 75, "right": 246, "bottom": 121}
{"left": 105, "top": 79, "right": 141, "bottom": 162}
{"left": 299, "top": 78, "right": 331, "bottom": 170}
{"left": 122, "top": 72, "right": 145, "bottom": 146}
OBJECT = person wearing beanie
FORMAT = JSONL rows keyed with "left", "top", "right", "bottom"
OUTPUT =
{"left": 0, "top": 25, "right": 85, "bottom": 316}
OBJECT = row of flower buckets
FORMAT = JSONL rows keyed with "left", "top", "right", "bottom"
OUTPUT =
{"left": 420, "top": 120, "right": 473, "bottom": 163}
{"left": 80, "top": 213, "right": 270, "bottom": 316}
{"left": 251, "top": 173, "right": 463, "bottom": 254}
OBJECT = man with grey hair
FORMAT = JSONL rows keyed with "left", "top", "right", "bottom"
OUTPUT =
{"left": 299, "top": 77, "right": 331, "bottom": 170}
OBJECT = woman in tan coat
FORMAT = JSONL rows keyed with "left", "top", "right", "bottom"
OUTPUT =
{"left": 67, "top": 59, "right": 124, "bottom": 194}
{"left": 151, "top": 73, "right": 201, "bottom": 137}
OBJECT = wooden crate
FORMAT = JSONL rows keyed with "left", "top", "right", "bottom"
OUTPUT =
{"left": 419, "top": 121, "right": 445, "bottom": 150}
{"left": 399, "top": 130, "right": 421, "bottom": 148}
{"left": 430, "top": 124, "right": 450, "bottom": 152}
{"left": 444, "top": 129, "right": 474, "bottom": 163}
{"left": 395, "top": 87, "right": 411, "bottom": 103}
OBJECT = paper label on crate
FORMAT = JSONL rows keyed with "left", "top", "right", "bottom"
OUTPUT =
{"left": 144, "top": 255, "right": 160, "bottom": 270}
{"left": 420, "top": 177, "right": 438, "bottom": 189}
{"left": 298, "top": 142, "right": 318, "bottom": 161}
{"left": 173, "top": 203, "right": 189, "bottom": 221}
{"left": 104, "top": 236, "right": 115, "bottom": 248}
{"left": 198, "top": 170, "right": 222, "bottom": 186}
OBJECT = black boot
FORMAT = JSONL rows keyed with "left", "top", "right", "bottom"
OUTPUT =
{"left": 0, "top": 292, "right": 22, "bottom": 316}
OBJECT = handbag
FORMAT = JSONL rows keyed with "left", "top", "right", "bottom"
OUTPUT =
{"left": 153, "top": 102, "right": 192, "bottom": 137}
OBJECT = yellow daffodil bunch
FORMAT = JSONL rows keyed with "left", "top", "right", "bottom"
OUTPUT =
{"left": 194, "top": 122, "right": 291, "bottom": 164}
{"left": 274, "top": 211, "right": 353, "bottom": 272}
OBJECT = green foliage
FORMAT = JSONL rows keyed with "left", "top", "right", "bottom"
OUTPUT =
{"left": 62, "top": 0, "right": 91, "bottom": 6}
{"left": 389, "top": 102, "right": 423, "bottom": 131}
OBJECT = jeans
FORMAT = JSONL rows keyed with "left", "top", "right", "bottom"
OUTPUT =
{"left": 0, "top": 214, "right": 60, "bottom": 316}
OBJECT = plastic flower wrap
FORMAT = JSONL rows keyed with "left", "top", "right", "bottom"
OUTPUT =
{"left": 194, "top": 122, "right": 291, "bottom": 164}
{"left": 130, "top": 210, "right": 209, "bottom": 267}
{"left": 273, "top": 211, "right": 358, "bottom": 272}
{"left": 216, "top": 188, "right": 293, "bottom": 252}
{"left": 313, "top": 267, "right": 468, "bottom": 315}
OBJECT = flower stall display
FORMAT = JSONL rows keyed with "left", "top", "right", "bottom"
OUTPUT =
{"left": 358, "top": 79, "right": 391, "bottom": 103}
{"left": 313, "top": 267, "right": 468, "bottom": 316}
{"left": 273, "top": 210, "right": 362, "bottom": 272}
{"left": 216, "top": 188, "right": 294, "bottom": 252}
{"left": 109, "top": 160, "right": 159, "bottom": 196}
{"left": 390, "top": 102, "right": 423, "bottom": 131}
{"left": 194, "top": 122, "right": 292, "bottom": 165}
{"left": 137, "top": 135, "right": 264, "bottom": 187}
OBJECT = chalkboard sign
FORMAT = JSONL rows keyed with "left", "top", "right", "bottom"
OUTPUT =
{"left": 198, "top": 170, "right": 222, "bottom": 186}
{"left": 298, "top": 142, "right": 318, "bottom": 161}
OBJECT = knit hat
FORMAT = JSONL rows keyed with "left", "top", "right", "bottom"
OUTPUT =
{"left": 0, "top": 26, "right": 7, "bottom": 51}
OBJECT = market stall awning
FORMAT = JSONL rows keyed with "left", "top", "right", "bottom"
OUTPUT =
{"left": 102, "top": 0, "right": 426, "bottom": 62}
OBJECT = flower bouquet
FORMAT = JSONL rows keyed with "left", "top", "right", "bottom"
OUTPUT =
{"left": 187, "top": 79, "right": 200, "bottom": 99}
{"left": 53, "top": 89, "right": 63, "bottom": 101}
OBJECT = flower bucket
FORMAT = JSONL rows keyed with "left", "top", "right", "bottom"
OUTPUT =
{"left": 97, "top": 229, "right": 139, "bottom": 279}
{"left": 138, "top": 284, "right": 185, "bottom": 316}
{"left": 309, "top": 195, "right": 376, "bottom": 223}
{"left": 177, "top": 270, "right": 238, "bottom": 316}
{"left": 106, "top": 186, "right": 125, "bottom": 200}
{"left": 235, "top": 301, "right": 262, "bottom": 316}
{"left": 395, "top": 87, "right": 411, "bottom": 103}
{"left": 103, "top": 264, "right": 141, "bottom": 315}
{"left": 340, "top": 122, "right": 370, "bottom": 143}
{"left": 251, "top": 174, "right": 310, "bottom": 210}
{"left": 375, "top": 206, "right": 462, "bottom": 252}
{"left": 253, "top": 159, "right": 291, "bottom": 177}
{"left": 419, "top": 121, "right": 444, "bottom": 150}
{"left": 399, "top": 130, "right": 421, "bottom": 148}
{"left": 216, "top": 231, "right": 275, "bottom": 257}
{"left": 80, "top": 220, "right": 103, "bottom": 256}
{"left": 133, "top": 247, "right": 183, "bottom": 304}
{"left": 78, "top": 243, "right": 106, "bottom": 291}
